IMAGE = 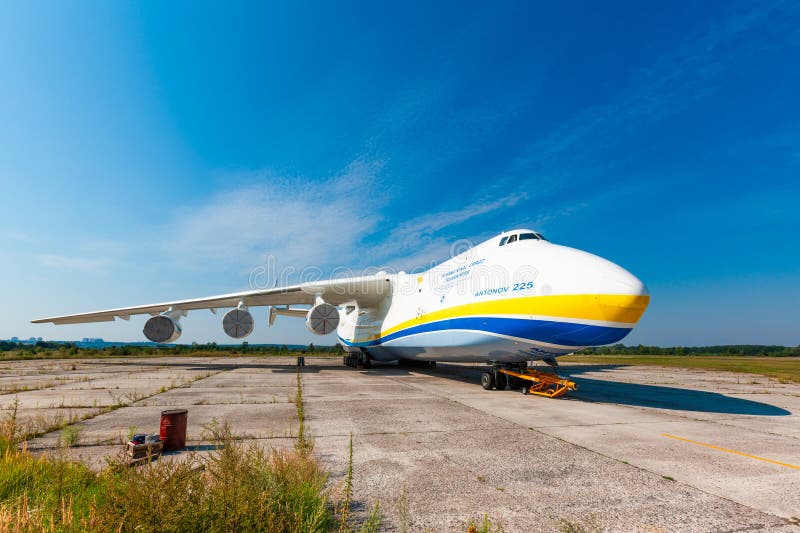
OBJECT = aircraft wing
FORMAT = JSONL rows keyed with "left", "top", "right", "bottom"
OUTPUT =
{"left": 31, "top": 274, "right": 392, "bottom": 325}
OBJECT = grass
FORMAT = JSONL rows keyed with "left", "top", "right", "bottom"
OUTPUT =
{"left": 59, "top": 426, "right": 80, "bottom": 447}
{"left": 0, "top": 363, "right": 382, "bottom": 532}
{"left": 561, "top": 354, "right": 800, "bottom": 384}
{"left": 339, "top": 433, "right": 354, "bottom": 527}
{"left": 466, "top": 515, "right": 503, "bottom": 533}
{"left": 1, "top": 371, "right": 223, "bottom": 449}
{"left": 0, "top": 424, "right": 335, "bottom": 532}
{"left": 295, "top": 367, "right": 311, "bottom": 454}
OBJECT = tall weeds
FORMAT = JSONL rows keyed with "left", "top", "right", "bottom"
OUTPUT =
{"left": 0, "top": 416, "right": 333, "bottom": 532}
{"left": 295, "top": 367, "right": 312, "bottom": 454}
{"left": 0, "top": 371, "right": 366, "bottom": 532}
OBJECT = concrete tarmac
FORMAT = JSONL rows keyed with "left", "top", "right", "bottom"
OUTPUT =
{"left": 3, "top": 356, "right": 798, "bottom": 531}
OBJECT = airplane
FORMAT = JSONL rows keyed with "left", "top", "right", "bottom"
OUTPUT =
{"left": 32, "top": 229, "right": 649, "bottom": 396}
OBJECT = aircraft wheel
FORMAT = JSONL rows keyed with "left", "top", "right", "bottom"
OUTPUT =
{"left": 495, "top": 372, "right": 508, "bottom": 390}
{"left": 481, "top": 372, "right": 494, "bottom": 390}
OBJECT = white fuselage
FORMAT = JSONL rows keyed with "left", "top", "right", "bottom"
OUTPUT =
{"left": 336, "top": 230, "right": 649, "bottom": 363}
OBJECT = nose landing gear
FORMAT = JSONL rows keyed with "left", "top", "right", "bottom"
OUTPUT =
{"left": 481, "top": 362, "right": 577, "bottom": 398}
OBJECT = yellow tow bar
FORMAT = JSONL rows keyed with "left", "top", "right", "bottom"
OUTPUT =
{"left": 498, "top": 368, "right": 577, "bottom": 398}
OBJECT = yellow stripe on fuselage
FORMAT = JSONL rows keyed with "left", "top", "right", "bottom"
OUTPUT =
{"left": 367, "top": 294, "right": 650, "bottom": 342}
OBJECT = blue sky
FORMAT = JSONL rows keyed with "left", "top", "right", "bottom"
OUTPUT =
{"left": 1, "top": 1, "right": 799, "bottom": 346}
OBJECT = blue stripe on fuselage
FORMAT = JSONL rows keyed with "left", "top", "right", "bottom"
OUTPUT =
{"left": 340, "top": 316, "right": 631, "bottom": 348}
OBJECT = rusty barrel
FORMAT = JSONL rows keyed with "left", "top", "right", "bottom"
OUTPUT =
{"left": 160, "top": 409, "right": 188, "bottom": 451}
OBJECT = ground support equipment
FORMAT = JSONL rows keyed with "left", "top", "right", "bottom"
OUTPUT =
{"left": 481, "top": 362, "right": 577, "bottom": 398}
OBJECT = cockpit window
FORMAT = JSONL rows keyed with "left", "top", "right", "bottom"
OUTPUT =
{"left": 517, "top": 232, "right": 548, "bottom": 241}
{"left": 507, "top": 234, "right": 517, "bottom": 244}
{"left": 499, "top": 236, "right": 508, "bottom": 246}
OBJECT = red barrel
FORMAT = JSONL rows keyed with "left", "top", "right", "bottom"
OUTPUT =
{"left": 160, "top": 409, "right": 188, "bottom": 452}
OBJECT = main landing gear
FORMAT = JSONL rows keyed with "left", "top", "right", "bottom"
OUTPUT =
{"left": 481, "top": 361, "right": 577, "bottom": 398}
{"left": 343, "top": 349, "right": 371, "bottom": 369}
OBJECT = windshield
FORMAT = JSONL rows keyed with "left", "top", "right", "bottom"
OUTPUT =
{"left": 501, "top": 232, "right": 548, "bottom": 245}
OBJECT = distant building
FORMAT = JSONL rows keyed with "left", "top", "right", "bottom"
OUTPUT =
{"left": 10, "top": 337, "right": 18, "bottom": 342}
{"left": 81, "top": 338, "right": 105, "bottom": 344}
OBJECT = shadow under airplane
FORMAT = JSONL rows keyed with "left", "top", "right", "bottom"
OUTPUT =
{"left": 565, "top": 375, "right": 791, "bottom": 416}
{"left": 407, "top": 362, "right": 792, "bottom": 417}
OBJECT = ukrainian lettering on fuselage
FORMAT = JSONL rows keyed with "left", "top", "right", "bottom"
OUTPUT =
{"left": 439, "top": 257, "right": 487, "bottom": 285}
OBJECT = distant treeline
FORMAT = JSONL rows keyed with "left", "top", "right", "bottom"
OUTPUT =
{"left": 2, "top": 340, "right": 798, "bottom": 358}
{"left": 0, "top": 340, "right": 343, "bottom": 357}
{"left": 579, "top": 344, "right": 800, "bottom": 356}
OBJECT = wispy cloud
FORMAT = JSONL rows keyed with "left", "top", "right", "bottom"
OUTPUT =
{"left": 506, "top": 2, "right": 791, "bottom": 191}
{"left": 160, "top": 3, "right": 795, "bottom": 280}
{"left": 348, "top": 4, "right": 796, "bottom": 273}
{"left": 35, "top": 254, "right": 111, "bottom": 273}
{"left": 168, "top": 158, "right": 385, "bottom": 273}
{"left": 375, "top": 197, "right": 522, "bottom": 265}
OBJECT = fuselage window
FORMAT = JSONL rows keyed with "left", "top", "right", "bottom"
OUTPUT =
{"left": 507, "top": 234, "right": 517, "bottom": 244}
{"left": 519, "top": 233, "right": 539, "bottom": 241}
{"left": 499, "top": 236, "right": 508, "bottom": 246}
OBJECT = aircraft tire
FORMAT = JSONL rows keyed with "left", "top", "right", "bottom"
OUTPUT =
{"left": 481, "top": 372, "right": 494, "bottom": 390}
{"left": 495, "top": 372, "right": 508, "bottom": 390}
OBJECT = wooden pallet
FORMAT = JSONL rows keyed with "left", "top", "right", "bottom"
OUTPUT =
{"left": 125, "top": 441, "right": 163, "bottom": 465}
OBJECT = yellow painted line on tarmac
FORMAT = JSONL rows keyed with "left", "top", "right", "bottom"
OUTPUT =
{"left": 661, "top": 433, "right": 800, "bottom": 471}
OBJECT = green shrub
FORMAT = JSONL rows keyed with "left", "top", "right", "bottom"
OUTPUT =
{"left": 61, "top": 425, "right": 81, "bottom": 447}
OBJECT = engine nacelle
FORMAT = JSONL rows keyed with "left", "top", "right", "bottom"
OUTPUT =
{"left": 143, "top": 315, "right": 182, "bottom": 343}
{"left": 223, "top": 308, "right": 254, "bottom": 339}
{"left": 306, "top": 303, "right": 339, "bottom": 335}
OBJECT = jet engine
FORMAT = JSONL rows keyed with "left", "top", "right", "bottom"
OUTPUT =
{"left": 306, "top": 302, "right": 339, "bottom": 335}
{"left": 143, "top": 315, "right": 182, "bottom": 343}
{"left": 223, "top": 308, "right": 254, "bottom": 339}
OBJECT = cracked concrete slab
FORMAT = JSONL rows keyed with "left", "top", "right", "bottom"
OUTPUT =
{"left": 4, "top": 356, "right": 798, "bottom": 531}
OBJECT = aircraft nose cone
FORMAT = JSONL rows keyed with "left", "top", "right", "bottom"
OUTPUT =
{"left": 543, "top": 245, "right": 650, "bottom": 324}
{"left": 602, "top": 266, "right": 649, "bottom": 297}
{"left": 596, "top": 263, "right": 650, "bottom": 324}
